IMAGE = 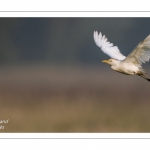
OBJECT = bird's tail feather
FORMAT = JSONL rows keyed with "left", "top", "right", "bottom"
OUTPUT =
{"left": 137, "top": 71, "right": 150, "bottom": 81}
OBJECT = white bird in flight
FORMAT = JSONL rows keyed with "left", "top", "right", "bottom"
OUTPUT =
{"left": 93, "top": 31, "right": 150, "bottom": 81}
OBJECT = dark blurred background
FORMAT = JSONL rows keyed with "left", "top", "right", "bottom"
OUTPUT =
{"left": 1, "top": 18, "right": 150, "bottom": 132}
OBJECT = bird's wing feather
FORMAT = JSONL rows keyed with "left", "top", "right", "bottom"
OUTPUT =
{"left": 94, "top": 31, "right": 126, "bottom": 60}
{"left": 123, "top": 35, "right": 150, "bottom": 65}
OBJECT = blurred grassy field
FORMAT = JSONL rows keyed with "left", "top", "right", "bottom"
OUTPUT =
{"left": 0, "top": 64, "right": 150, "bottom": 132}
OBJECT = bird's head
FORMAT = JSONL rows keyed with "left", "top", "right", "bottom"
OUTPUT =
{"left": 102, "top": 58, "right": 119, "bottom": 66}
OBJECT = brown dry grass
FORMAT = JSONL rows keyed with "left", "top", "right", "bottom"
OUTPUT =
{"left": 0, "top": 64, "right": 150, "bottom": 132}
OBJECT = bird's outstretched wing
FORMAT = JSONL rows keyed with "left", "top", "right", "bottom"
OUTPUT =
{"left": 123, "top": 35, "right": 150, "bottom": 66}
{"left": 94, "top": 31, "right": 126, "bottom": 60}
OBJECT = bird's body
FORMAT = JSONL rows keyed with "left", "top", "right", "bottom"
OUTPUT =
{"left": 110, "top": 60, "right": 139, "bottom": 75}
{"left": 93, "top": 31, "right": 150, "bottom": 81}
{"left": 103, "top": 58, "right": 140, "bottom": 75}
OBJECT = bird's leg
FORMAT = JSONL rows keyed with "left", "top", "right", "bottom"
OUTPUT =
{"left": 137, "top": 71, "right": 150, "bottom": 81}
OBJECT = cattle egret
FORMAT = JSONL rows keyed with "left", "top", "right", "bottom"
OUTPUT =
{"left": 94, "top": 31, "right": 150, "bottom": 81}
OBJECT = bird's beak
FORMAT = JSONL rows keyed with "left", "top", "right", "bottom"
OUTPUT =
{"left": 102, "top": 60, "right": 109, "bottom": 63}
